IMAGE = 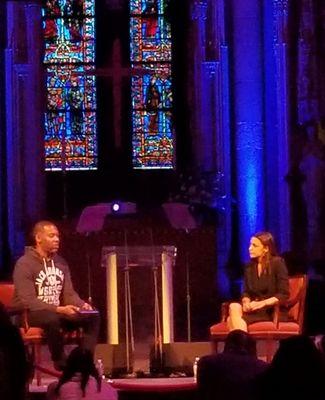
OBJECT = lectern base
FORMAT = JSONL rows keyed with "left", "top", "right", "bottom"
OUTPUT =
{"left": 95, "top": 342, "right": 212, "bottom": 377}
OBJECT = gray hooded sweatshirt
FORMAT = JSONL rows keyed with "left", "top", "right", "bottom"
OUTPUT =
{"left": 12, "top": 247, "right": 84, "bottom": 312}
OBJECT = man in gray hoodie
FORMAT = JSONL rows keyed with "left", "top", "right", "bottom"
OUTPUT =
{"left": 12, "top": 220, "right": 99, "bottom": 370}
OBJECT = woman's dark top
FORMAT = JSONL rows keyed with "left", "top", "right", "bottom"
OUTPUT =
{"left": 242, "top": 257, "right": 289, "bottom": 324}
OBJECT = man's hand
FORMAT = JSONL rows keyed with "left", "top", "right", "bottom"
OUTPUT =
{"left": 249, "top": 300, "right": 266, "bottom": 311}
{"left": 56, "top": 305, "right": 79, "bottom": 315}
{"left": 81, "top": 302, "right": 93, "bottom": 311}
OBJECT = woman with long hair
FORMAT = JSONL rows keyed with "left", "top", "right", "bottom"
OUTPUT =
{"left": 227, "top": 232, "right": 289, "bottom": 331}
{"left": 47, "top": 347, "right": 117, "bottom": 400}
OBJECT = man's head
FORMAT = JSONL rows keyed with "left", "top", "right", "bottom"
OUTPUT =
{"left": 32, "top": 221, "right": 60, "bottom": 256}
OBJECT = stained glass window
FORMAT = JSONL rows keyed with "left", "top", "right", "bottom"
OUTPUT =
{"left": 42, "top": 0, "right": 97, "bottom": 171}
{"left": 130, "top": 0, "right": 174, "bottom": 169}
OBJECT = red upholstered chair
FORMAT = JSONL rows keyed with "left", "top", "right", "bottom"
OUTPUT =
{"left": 0, "top": 282, "right": 82, "bottom": 385}
{"left": 0, "top": 282, "right": 19, "bottom": 311}
{"left": 0, "top": 282, "right": 45, "bottom": 385}
{"left": 210, "top": 275, "right": 307, "bottom": 362}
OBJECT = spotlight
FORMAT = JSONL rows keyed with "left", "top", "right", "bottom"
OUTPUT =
{"left": 109, "top": 202, "right": 137, "bottom": 215}
{"left": 111, "top": 202, "right": 121, "bottom": 213}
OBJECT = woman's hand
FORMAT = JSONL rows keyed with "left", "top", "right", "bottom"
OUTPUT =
{"left": 249, "top": 300, "right": 266, "bottom": 311}
{"left": 242, "top": 298, "right": 251, "bottom": 312}
{"left": 242, "top": 302, "right": 252, "bottom": 312}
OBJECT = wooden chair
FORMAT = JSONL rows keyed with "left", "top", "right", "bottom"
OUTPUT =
{"left": 0, "top": 282, "right": 45, "bottom": 385}
{"left": 210, "top": 275, "right": 307, "bottom": 361}
{"left": 0, "top": 282, "right": 83, "bottom": 385}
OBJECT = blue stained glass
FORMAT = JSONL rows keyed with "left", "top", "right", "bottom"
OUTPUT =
{"left": 43, "top": 0, "right": 97, "bottom": 171}
{"left": 132, "top": 111, "right": 174, "bottom": 169}
{"left": 131, "top": 64, "right": 172, "bottom": 110}
{"left": 45, "top": 111, "right": 97, "bottom": 170}
{"left": 130, "top": 0, "right": 165, "bottom": 15}
{"left": 43, "top": 17, "right": 95, "bottom": 64}
{"left": 42, "top": 0, "right": 94, "bottom": 17}
{"left": 130, "top": 0, "right": 174, "bottom": 169}
{"left": 46, "top": 65, "right": 96, "bottom": 110}
{"left": 130, "top": 17, "right": 171, "bottom": 62}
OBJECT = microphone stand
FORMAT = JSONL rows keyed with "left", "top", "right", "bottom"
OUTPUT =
{"left": 123, "top": 229, "right": 134, "bottom": 374}
{"left": 85, "top": 232, "right": 92, "bottom": 305}
{"left": 185, "top": 229, "right": 191, "bottom": 342}
{"left": 149, "top": 228, "right": 163, "bottom": 374}
{"left": 186, "top": 249, "right": 191, "bottom": 342}
{"left": 62, "top": 129, "right": 68, "bottom": 220}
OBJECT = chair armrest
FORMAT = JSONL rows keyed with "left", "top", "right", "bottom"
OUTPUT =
{"left": 21, "top": 308, "right": 30, "bottom": 331}
{"left": 221, "top": 302, "right": 231, "bottom": 322}
{"left": 284, "top": 288, "right": 302, "bottom": 308}
{"left": 5, "top": 306, "right": 26, "bottom": 316}
{"left": 5, "top": 306, "right": 29, "bottom": 331}
{"left": 7, "top": 307, "right": 30, "bottom": 331}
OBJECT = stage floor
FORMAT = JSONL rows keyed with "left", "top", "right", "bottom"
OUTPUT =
{"left": 29, "top": 377, "right": 198, "bottom": 400}
{"left": 112, "top": 377, "right": 196, "bottom": 391}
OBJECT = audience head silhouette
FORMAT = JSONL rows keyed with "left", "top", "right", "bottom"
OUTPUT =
{"left": 271, "top": 335, "right": 322, "bottom": 377}
{"left": 224, "top": 329, "right": 257, "bottom": 356}
{"left": 257, "top": 335, "right": 325, "bottom": 400}
{"left": 55, "top": 346, "right": 101, "bottom": 397}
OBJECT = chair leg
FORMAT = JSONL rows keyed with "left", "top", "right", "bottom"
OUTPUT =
{"left": 35, "top": 343, "right": 42, "bottom": 386}
{"left": 211, "top": 339, "right": 219, "bottom": 354}
{"left": 27, "top": 344, "right": 35, "bottom": 384}
{"left": 265, "top": 339, "right": 274, "bottom": 363}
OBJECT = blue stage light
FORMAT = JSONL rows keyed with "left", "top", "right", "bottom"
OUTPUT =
{"left": 111, "top": 202, "right": 120, "bottom": 213}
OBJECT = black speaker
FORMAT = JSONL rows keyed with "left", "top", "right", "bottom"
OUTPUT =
{"left": 95, "top": 341, "right": 213, "bottom": 375}
{"left": 164, "top": 342, "right": 212, "bottom": 369}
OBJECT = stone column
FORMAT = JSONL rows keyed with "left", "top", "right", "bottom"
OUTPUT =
{"left": 5, "top": 1, "right": 45, "bottom": 259}
{"left": 189, "top": 0, "right": 231, "bottom": 296}
{"left": 231, "top": 0, "right": 265, "bottom": 261}
{"left": 0, "top": 2, "right": 7, "bottom": 271}
{"left": 190, "top": 0, "right": 208, "bottom": 169}
{"left": 208, "top": 0, "right": 231, "bottom": 297}
{"left": 272, "top": 0, "right": 290, "bottom": 251}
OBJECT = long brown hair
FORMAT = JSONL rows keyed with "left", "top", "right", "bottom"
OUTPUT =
{"left": 55, "top": 347, "right": 101, "bottom": 397}
{"left": 253, "top": 231, "right": 278, "bottom": 274}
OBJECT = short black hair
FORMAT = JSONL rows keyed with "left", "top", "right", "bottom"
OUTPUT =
{"left": 31, "top": 220, "right": 57, "bottom": 244}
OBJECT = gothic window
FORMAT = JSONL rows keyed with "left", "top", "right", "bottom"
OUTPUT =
{"left": 130, "top": 0, "right": 174, "bottom": 169}
{"left": 42, "top": 0, "right": 97, "bottom": 170}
